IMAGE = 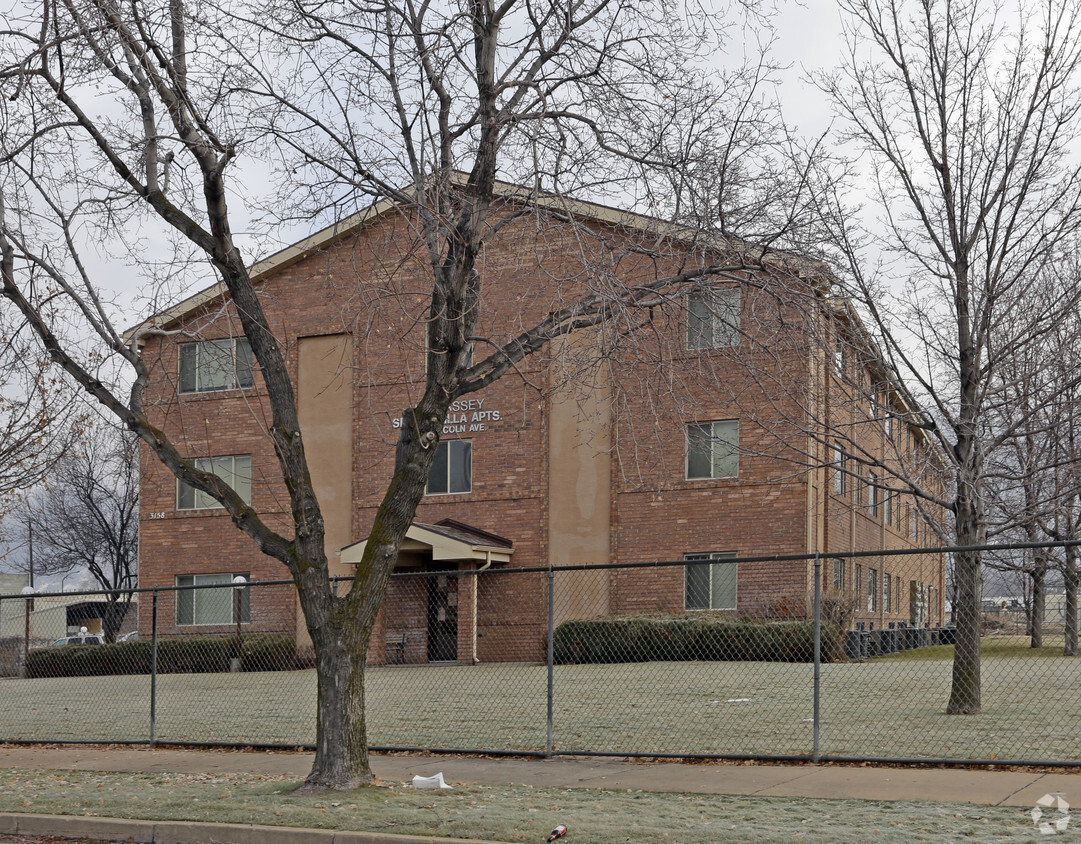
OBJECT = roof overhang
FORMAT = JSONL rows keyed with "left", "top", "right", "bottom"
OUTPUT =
{"left": 340, "top": 520, "right": 513, "bottom": 567}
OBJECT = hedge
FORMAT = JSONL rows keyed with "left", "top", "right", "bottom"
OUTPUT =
{"left": 24, "top": 634, "right": 297, "bottom": 678}
{"left": 552, "top": 613, "right": 842, "bottom": 664}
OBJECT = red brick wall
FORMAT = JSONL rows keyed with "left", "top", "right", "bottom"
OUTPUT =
{"left": 136, "top": 203, "right": 945, "bottom": 655}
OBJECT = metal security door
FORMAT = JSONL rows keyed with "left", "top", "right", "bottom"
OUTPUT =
{"left": 427, "top": 573, "right": 458, "bottom": 662}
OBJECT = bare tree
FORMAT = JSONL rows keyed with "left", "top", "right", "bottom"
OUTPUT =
{"left": 979, "top": 251, "right": 1081, "bottom": 652}
{"left": 813, "top": 0, "right": 1081, "bottom": 714}
{"left": 983, "top": 328, "right": 1060, "bottom": 648}
{"left": 0, "top": 0, "right": 803, "bottom": 788}
{"left": 3, "top": 424, "right": 139, "bottom": 642}
{"left": 0, "top": 312, "right": 83, "bottom": 509}
{"left": 1030, "top": 302, "right": 1081, "bottom": 655}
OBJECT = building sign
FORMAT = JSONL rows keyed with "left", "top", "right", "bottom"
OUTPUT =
{"left": 391, "top": 398, "right": 502, "bottom": 435}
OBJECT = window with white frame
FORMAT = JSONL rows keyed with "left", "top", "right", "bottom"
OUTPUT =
{"left": 687, "top": 288, "right": 740, "bottom": 349}
{"left": 684, "top": 552, "right": 737, "bottom": 610}
{"left": 179, "top": 338, "right": 253, "bottom": 393}
{"left": 855, "top": 563, "right": 862, "bottom": 602}
{"left": 426, "top": 439, "right": 472, "bottom": 494}
{"left": 832, "top": 444, "right": 846, "bottom": 495}
{"left": 176, "top": 572, "right": 250, "bottom": 626}
{"left": 686, "top": 420, "right": 739, "bottom": 480}
{"left": 883, "top": 488, "right": 892, "bottom": 525}
{"left": 884, "top": 572, "right": 892, "bottom": 613}
{"left": 868, "top": 568, "right": 877, "bottom": 612}
{"left": 833, "top": 558, "right": 845, "bottom": 591}
{"left": 177, "top": 455, "right": 252, "bottom": 510}
{"left": 868, "top": 471, "right": 878, "bottom": 515}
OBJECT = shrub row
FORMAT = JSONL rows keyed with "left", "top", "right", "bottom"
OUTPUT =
{"left": 552, "top": 613, "right": 842, "bottom": 664}
{"left": 25, "top": 634, "right": 297, "bottom": 678}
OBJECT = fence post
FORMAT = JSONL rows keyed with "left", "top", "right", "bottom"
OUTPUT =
{"left": 23, "top": 593, "right": 31, "bottom": 667}
{"left": 813, "top": 553, "right": 821, "bottom": 763}
{"left": 546, "top": 564, "right": 555, "bottom": 758}
{"left": 150, "top": 589, "right": 159, "bottom": 748}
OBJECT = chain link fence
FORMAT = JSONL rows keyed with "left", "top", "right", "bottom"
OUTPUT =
{"left": 1, "top": 540, "right": 1080, "bottom": 765}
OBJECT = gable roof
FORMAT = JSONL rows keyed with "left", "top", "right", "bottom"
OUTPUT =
{"left": 340, "top": 518, "right": 513, "bottom": 566}
{"left": 125, "top": 174, "right": 833, "bottom": 342}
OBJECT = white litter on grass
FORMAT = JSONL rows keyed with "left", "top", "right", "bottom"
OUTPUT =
{"left": 725, "top": 698, "right": 753, "bottom": 703}
{"left": 412, "top": 772, "right": 452, "bottom": 789}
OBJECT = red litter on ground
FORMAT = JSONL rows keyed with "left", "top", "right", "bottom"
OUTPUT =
{"left": 547, "top": 824, "right": 568, "bottom": 841}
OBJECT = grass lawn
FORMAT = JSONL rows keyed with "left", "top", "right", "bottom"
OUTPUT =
{"left": 2, "top": 635, "right": 1080, "bottom": 762}
{"left": 0, "top": 767, "right": 1050, "bottom": 843}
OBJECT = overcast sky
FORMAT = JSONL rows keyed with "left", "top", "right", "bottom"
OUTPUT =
{"left": 66, "top": 0, "right": 844, "bottom": 327}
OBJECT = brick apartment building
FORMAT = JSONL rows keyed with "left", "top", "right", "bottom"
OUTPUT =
{"left": 132, "top": 182, "right": 945, "bottom": 663}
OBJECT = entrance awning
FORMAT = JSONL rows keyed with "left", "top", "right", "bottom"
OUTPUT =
{"left": 340, "top": 518, "right": 513, "bottom": 566}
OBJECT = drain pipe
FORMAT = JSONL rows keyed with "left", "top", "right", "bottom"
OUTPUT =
{"left": 472, "top": 551, "right": 492, "bottom": 663}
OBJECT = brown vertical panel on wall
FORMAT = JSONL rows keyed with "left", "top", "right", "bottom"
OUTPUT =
{"left": 547, "top": 334, "right": 612, "bottom": 626}
{"left": 297, "top": 333, "right": 355, "bottom": 644}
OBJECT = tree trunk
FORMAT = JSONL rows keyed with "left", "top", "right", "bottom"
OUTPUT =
{"left": 1030, "top": 555, "right": 1046, "bottom": 648}
{"left": 299, "top": 379, "right": 460, "bottom": 789}
{"left": 101, "top": 598, "right": 127, "bottom": 644}
{"left": 947, "top": 287, "right": 984, "bottom": 716}
{"left": 948, "top": 546, "right": 982, "bottom": 714}
{"left": 1065, "top": 547, "right": 1079, "bottom": 657}
{"left": 947, "top": 451, "right": 983, "bottom": 714}
{"left": 304, "top": 623, "right": 373, "bottom": 790}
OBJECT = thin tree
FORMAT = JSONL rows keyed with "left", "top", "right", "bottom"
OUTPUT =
{"left": 4, "top": 424, "right": 139, "bottom": 642}
{"left": 1033, "top": 302, "right": 1081, "bottom": 655}
{"left": 814, "top": 0, "right": 1081, "bottom": 714}
{"left": 0, "top": 312, "right": 83, "bottom": 510}
{"left": 0, "top": 0, "right": 804, "bottom": 788}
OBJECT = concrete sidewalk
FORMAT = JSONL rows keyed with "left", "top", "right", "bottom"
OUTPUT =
{"left": 0, "top": 745, "right": 1077, "bottom": 807}
{"left": 1, "top": 746, "right": 1079, "bottom": 843}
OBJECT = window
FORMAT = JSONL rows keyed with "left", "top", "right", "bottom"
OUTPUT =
{"left": 833, "top": 558, "right": 844, "bottom": 591}
{"left": 686, "top": 420, "right": 739, "bottom": 479}
{"left": 177, "top": 455, "right": 252, "bottom": 510}
{"left": 684, "top": 552, "right": 737, "bottom": 610}
{"left": 832, "top": 444, "right": 846, "bottom": 495}
{"left": 179, "top": 338, "right": 253, "bottom": 393}
{"left": 883, "top": 488, "right": 892, "bottom": 525}
{"left": 867, "top": 471, "right": 878, "bottom": 515}
{"left": 855, "top": 563, "right": 862, "bottom": 601}
{"left": 868, "top": 568, "right": 877, "bottom": 612}
{"left": 884, "top": 572, "right": 892, "bottom": 613}
{"left": 176, "top": 572, "right": 250, "bottom": 626}
{"left": 833, "top": 343, "right": 845, "bottom": 377}
{"left": 687, "top": 288, "right": 740, "bottom": 349}
{"left": 426, "top": 439, "right": 472, "bottom": 494}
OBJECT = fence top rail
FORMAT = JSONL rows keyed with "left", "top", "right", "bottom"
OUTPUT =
{"left": 2, "top": 537, "right": 1080, "bottom": 599}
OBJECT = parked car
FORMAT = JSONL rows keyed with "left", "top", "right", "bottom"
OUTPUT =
{"left": 117, "top": 631, "right": 138, "bottom": 642}
{"left": 49, "top": 634, "right": 103, "bottom": 647}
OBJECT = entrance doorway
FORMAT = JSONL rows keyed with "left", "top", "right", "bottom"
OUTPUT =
{"left": 427, "top": 573, "right": 458, "bottom": 662}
